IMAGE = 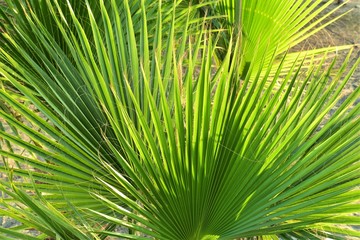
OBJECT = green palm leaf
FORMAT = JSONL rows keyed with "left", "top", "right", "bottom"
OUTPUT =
{"left": 211, "top": 0, "right": 355, "bottom": 77}
{"left": 0, "top": 0, "right": 358, "bottom": 239}
{"left": 91, "top": 30, "right": 359, "bottom": 237}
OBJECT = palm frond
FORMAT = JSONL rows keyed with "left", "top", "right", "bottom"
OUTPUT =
{"left": 213, "top": 0, "right": 354, "bottom": 76}
{"left": 0, "top": 0, "right": 358, "bottom": 239}
{"left": 89, "top": 17, "right": 360, "bottom": 239}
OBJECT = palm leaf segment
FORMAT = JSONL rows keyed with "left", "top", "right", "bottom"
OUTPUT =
{"left": 0, "top": 0, "right": 359, "bottom": 239}
{"left": 213, "top": 0, "right": 353, "bottom": 76}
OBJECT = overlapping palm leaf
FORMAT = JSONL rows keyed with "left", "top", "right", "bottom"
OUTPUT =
{"left": 0, "top": 0, "right": 359, "bottom": 239}
{"left": 0, "top": 0, "right": 212, "bottom": 238}
{"left": 90, "top": 28, "right": 360, "bottom": 238}
{"left": 0, "top": 0, "right": 206, "bottom": 110}
{"left": 0, "top": 0, "right": 165, "bottom": 236}
{"left": 211, "top": 0, "right": 354, "bottom": 77}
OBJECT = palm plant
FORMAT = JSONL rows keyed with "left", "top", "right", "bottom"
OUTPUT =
{"left": 0, "top": 0, "right": 359, "bottom": 239}
{"left": 210, "top": 0, "right": 354, "bottom": 72}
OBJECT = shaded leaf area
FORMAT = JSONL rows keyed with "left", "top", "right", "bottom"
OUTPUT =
{"left": 0, "top": 0, "right": 358, "bottom": 239}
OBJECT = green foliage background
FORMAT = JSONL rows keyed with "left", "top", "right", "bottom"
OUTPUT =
{"left": 0, "top": 0, "right": 359, "bottom": 239}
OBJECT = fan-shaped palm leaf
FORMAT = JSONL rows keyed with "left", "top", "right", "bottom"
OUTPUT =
{"left": 210, "top": 0, "right": 355, "bottom": 77}
{"left": 0, "top": 0, "right": 359, "bottom": 239}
